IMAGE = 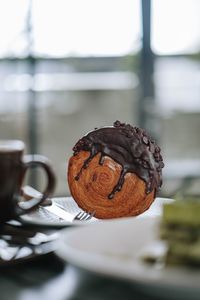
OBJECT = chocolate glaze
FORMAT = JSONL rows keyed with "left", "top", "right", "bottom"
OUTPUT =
{"left": 73, "top": 120, "right": 164, "bottom": 199}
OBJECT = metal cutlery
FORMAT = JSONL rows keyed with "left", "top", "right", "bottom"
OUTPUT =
{"left": 21, "top": 186, "right": 95, "bottom": 222}
{"left": 74, "top": 211, "right": 95, "bottom": 221}
{"left": 42, "top": 203, "right": 77, "bottom": 222}
{"left": 21, "top": 185, "right": 52, "bottom": 206}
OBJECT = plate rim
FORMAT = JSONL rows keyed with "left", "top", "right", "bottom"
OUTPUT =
{"left": 55, "top": 216, "right": 200, "bottom": 290}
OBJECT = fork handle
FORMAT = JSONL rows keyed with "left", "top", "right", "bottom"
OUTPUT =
{"left": 21, "top": 186, "right": 52, "bottom": 206}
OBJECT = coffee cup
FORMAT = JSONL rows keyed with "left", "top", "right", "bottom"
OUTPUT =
{"left": 0, "top": 140, "right": 56, "bottom": 223}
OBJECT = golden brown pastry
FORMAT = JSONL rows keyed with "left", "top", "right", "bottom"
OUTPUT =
{"left": 68, "top": 121, "right": 164, "bottom": 219}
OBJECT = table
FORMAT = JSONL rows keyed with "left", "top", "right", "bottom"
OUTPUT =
{"left": 0, "top": 252, "right": 158, "bottom": 300}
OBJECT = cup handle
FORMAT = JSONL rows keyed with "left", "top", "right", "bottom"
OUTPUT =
{"left": 17, "top": 154, "right": 56, "bottom": 215}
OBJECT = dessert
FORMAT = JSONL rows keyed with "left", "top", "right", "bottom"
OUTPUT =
{"left": 68, "top": 121, "right": 164, "bottom": 219}
{"left": 160, "top": 198, "right": 200, "bottom": 266}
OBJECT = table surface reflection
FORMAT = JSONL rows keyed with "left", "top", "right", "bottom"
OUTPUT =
{"left": 0, "top": 253, "right": 158, "bottom": 300}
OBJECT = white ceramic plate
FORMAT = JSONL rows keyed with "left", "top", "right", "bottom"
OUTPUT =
{"left": 20, "top": 197, "right": 172, "bottom": 228}
{"left": 56, "top": 215, "right": 200, "bottom": 300}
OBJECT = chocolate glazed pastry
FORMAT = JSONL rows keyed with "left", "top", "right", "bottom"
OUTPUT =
{"left": 68, "top": 121, "right": 164, "bottom": 219}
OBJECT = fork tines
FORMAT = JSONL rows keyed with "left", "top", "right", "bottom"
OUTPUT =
{"left": 74, "top": 211, "right": 95, "bottom": 221}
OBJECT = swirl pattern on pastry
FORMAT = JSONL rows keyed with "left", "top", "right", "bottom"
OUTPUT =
{"left": 67, "top": 121, "right": 164, "bottom": 219}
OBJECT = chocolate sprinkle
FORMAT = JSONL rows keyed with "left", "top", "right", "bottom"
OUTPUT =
{"left": 72, "top": 121, "right": 164, "bottom": 199}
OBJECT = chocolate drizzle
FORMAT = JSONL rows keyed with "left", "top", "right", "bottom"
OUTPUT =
{"left": 73, "top": 121, "right": 164, "bottom": 199}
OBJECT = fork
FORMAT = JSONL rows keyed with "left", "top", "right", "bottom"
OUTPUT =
{"left": 74, "top": 211, "right": 95, "bottom": 221}
{"left": 22, "top": 185, "right": 95, "bottom": 222}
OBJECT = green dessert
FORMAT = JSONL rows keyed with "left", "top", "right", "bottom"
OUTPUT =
{"left": 161, "top": 198, "right": 200, "bottom": 266}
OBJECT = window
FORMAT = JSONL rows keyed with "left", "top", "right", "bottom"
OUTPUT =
{"left": 152, "top": 0, "right": 200, "bottom": 55}
{"left": 0, "top": 0, "right": 141, "bottom": 58}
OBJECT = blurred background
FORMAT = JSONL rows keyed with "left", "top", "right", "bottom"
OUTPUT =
{"left": 0, "top": 0, "right": 199, "bottom": 197}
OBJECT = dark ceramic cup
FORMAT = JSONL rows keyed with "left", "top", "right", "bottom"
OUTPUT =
{"left": 0, "top": 140, "right": 56, "bottom": 224}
